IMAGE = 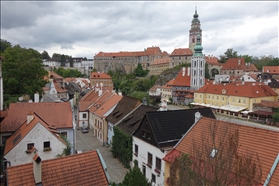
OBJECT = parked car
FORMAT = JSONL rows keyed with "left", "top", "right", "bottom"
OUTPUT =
{"left": 81, "top": 127, "right": 88, "bottom": 133}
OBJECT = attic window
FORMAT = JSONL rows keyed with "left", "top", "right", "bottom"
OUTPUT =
{"left": 210, "top": 148, "right": 218, "bottom": 158}
{"left": 142, "top": 130, "right": 151, "bottom": 140}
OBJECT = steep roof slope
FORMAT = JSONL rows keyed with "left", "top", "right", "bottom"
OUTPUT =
{"left": 94, "top": 94, "right": 123, "bottom": 118}
{"left": 168, "top": 117, "right": 279, "bottom": 186}
{"left": 172, "top": 68, "right": 191, "bottom": 87}
{"left": 221, "top": 58, "right": 258, "bottom": 71}
{"left": 4, "top": 112, "right": 66, "bottom": 155}
{"left": 117, "top": 105, "right": 158, "bottom": 135}
{"left": 106, "top": 96, "right": 141, "bottom": 124}
{"left": 1, "top": 102, "right": 73, "bottom": 132}
{"left": 7, "top": 150, "right": 109, "bottom": 185}
{"left": 142, "top": 108, "right": 215, "bottom": 149}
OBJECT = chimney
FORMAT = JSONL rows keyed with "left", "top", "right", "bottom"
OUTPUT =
{"left": 118, "top": 89, "right": 122, "bottom": 96}
{"left": 27, "top": 111, "right": 34, "bottom": 125}
{"left": 238, "top": 59, "right": 241, "bottom": 66}
{"left": 187, "top": 67, "right": 190, "bottom": 76}
{"left": 33, "top": 154, "right": 42, "bottom": 184}
{"left": 195, "top": 111, "right": 201, "bottom": 123}
{"left": 142, "top": 97, "right": 147, "bottom": 105}
{"left": 182, "top": 67, "right": 186, "bottom": 76}
{"left": 98, "top": 89, "right": 103, "bottom": 96}
{"left": 34, "top": 92, "right": 39, "bottom": 103}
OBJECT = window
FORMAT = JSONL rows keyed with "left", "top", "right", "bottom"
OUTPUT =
{"left": 156, "top": 157, "right": 161, "bottom": 171}
{"left": 60, "top": 131, "right": 67, "bottom": 138}
{"left": 147, "top": 152, "right": 152, "bottom": 168}
{"left": 135, "top": 144, "right": 138, "bottom": 156}
{"left": 27, "top": 143, "right": 34, "bottom": 150}
{"left": 142, "top": 130, "right": 151, "bottom": 140}
{"left": 152, "top": 173, "right": 156, "bottom": 183}
{"left": 238, "top": 99, "right": 241, "bottom": 103}
{"left": 243, "top": 99, "right": 246, "bottom": 104}
{"left": 217, "top": 96, "right": 219, "bottom": 100}
{"left": 44, "top": 141, "right": 50, "bottom": 148}
{"left": 83, "top": 113, "right": 86, "bottom": 118}
{"left": 210, "top": 148, "right": 218, "bottom": 158}
{"left": 142, "top": 165, "right": 146, "bottom": 177}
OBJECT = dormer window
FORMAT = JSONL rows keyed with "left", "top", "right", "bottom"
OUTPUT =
{"left": 210, "top": 148, "right": 218, "bottom": 158}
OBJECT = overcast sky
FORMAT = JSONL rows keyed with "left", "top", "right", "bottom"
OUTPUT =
{"left": 1, "top": 1, "right": 278, "bottom": 59}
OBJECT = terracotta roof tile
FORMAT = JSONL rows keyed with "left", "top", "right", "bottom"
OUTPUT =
{"left": 263, "top": 66, "right": 279, "bottom": 74}
{"left": 172, "top": 68, "right": 191, "bottom": 87}
{"left": 196, "top": 83, "right": 278, "bottom": 98}
{"left": 4, "top": 112, "right": 66, "bottom": 155}
{"left": 1, "top": 102, "right": 73, "bottom": 132}
{"left": 48, "top": 71, "right": 63, "bottom": 80}
{"left": 170, "top": 48, "right": 193, "bottom": 56}
{"left": 221, "top": 58, "right": 258, "bottom": 71}
{"left": 90, "top": 72, "right": 112, "bottom": 79}
{"left": 7, "top": 150, "right": 109, "bottom": 186}
{"left": 95, "top": 46, "right": 162, "bottom": 57}
{"left": 54, "top": 82, "right": 68, "bottom": 93}
{"left": 205, "top": 56, "right": 221, "bottom": 65}
{"left": 94, "top": 94, "right": 123, "bottom": 118}
{"left": 88, "top": 91, "right": 114, "bottom": 113}
{"left": 172, "top": 117, "right": 279, "bottom": 185}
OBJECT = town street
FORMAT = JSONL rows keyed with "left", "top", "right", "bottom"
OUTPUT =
{"left": 75, "top": 127, "right": 128, "bottom": 184}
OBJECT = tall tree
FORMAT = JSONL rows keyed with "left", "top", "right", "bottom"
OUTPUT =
{"left": 69, "top": 56, "right": 73, "bottom": 67}
{"left": 2, "top": 45, "right": 48, "bottom": 96}
{"left": 61, "top": 54, "right": 66, "bottom": 67}
{"left": 118, "top": 160, "right": 152, "bottom": 186}
{"left": 0, "top": 39, "right": 12, "bottom": 53}
{"left": 219, "top": 48, "right": 239, "bottom": 63}
{"left": 52, "top": 53, "right": 61, "bottom": 59}
{"left": 205, "top": 63, "right": 210, "bottom": 79}
{"left": 41, "top": 50, "right": 50, "bottom": 59}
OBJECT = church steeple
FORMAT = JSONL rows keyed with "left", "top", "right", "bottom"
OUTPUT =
{"left": 193, "top": 34, "right": 203, "bottom": 56}
{"left": 189, "top": 6, "right": 202, "bottom": 53}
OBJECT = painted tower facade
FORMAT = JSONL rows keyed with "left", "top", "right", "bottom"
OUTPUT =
{"left": 189, "top": 7, "right": 202, "bottom": 53}
{"left": 190, "top": 34, "right": 205, "bottom": 90}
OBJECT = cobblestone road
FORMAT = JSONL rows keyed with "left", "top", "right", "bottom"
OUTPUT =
{"left": 75, "top": 127, "right": 128, "bottom": 184}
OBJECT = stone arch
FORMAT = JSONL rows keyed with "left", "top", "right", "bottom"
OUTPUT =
{"left": 211, "top": 68, "right": 219, "bottom": 78}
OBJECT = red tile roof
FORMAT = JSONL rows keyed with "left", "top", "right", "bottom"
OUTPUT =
{"left": 94, "top": 94, "right": 123, "bottom": 118}
{"left": 196, "top": 83, "right": 278, "bottom": 98}
{"left": 162, "top": 79, "right": 175, "bottom": 89}
{"left": 54, "top": 81, "right": 68, "bottom": 93}
{"left": 48, "top": 71, "right": 63, "bottom": 80}
{"left": 80, "top": 90, "right": 99, "bottom": 102}
{"left": 95, "top": 46, "right": 162, "bottom": 57}
{"left": 172, "top": 68, "right": 191, "bottom": 87}
{"left": 256, "top": 100, "right": 279, "bottom": 108}
{"left": 262, "top": 66, "right": 279, "bottom": 74}
{"left": 4, "top": 112, "right": 66, "bottom": 155}
{"left": 7, "top": 150, "right": 109, "bottom": 185}
{"left": 169, "top": 117, "right": 279, "bottom": 185}
{"left": 88, "top": 91, "right": 114, "bottom": 113}
{"left": 221, "top": 58, "right": 258, "bottom": 71}
{"left": 90, "top": 72, "right": 112, "bottom": 79}
{"left": 170, "top": 48, "right": 193, "bottom": 56}
{"left": 206, "top": 56, "right": 223, "bottom": 66}
{"left": 1, "top": 102, "right": 73, "bottom": 132}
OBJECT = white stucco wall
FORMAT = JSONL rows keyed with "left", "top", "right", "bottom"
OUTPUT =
{"left": 133, "top": 136, "right": 168, "bottom": 186}
{"left": 78, "top": 111, "right": 88, "bottom": 127}
{"left": 5, "top": 123, "right": 66, "bottom": 166}
{"left": 107, "top": 121, "right": 114, "bottom": 145}
{"left": 241, "top": 75, "right": 257, "bottom": 82}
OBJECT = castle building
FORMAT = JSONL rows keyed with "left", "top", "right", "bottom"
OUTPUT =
{"left": 189, "top": 6, "right": 202, "bottom": 53}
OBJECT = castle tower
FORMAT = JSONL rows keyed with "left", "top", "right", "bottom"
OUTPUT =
{"left": 190, "top": 34, "right": 205, "bottom": 90}
{"left": 189, "top": 6, "right": 202, "bottom": 53}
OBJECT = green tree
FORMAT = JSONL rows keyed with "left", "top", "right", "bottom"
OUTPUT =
{"left": 92, "top": 68, "right": 97, "bottom": 72}
{"left": 0, "top": 39, "right": 12, "bottom": 53}
{"left": 253, "top": 55, "right": 276, "bottom": 70}
{"left": 272, "top": 112, "right": 279, "bottom": 126}
{"left": 41, "top": 50, "right": 50, "bottom": 59}
{"left": 119, "top": 160, "right": 152, "bottom": 186}
{"left": 219, "top": 48, "right": 239, "bottom": 63}
{"left": 131, "top": 78, "right": 151, "bottom": 92}
{"left": 129, "top": 91, "right": 150, "bottom": 104}
{"left": 111, "top": 127, "right": 132, "bottom": 168}
{"left": 2, "top": 45, "right": 48, "bottom": 96}
{"left": 69, "top": 56, "right": 73, "bottom": 67}
{"left": 53, "top": 67, "right": 83, "bottom": 78}
{"left": 134, "top": 64, "right": 149, "bottom": 77}
{"left": 61, "top": 54, "right": 66, "bottom": 67}
{"left": 52, "top": 53, "right": 61, "bottom": 58}
{"left": 240, "top": 54, "right": 253, "bottom": 63}
{"left": 205, "top": 63, "right": 210, "bottom": 79}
